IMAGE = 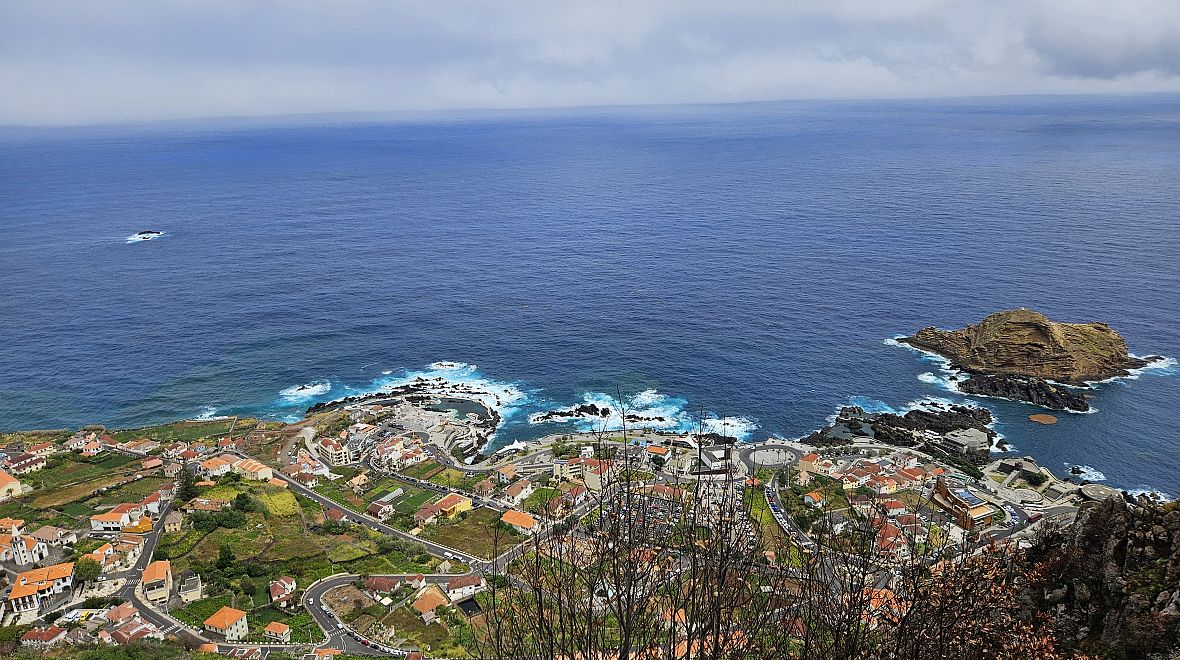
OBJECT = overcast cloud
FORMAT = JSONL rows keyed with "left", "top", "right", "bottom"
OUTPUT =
{"left": 2, "top": 0, "right": 1179, "bottom": 125}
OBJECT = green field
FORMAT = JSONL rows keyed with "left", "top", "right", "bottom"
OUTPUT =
{"left": 420, "top": 508, "right": 523, "bottom": 559}
{"left": 171, "top": 594, "right": 234, "bottom": 628}
{"left": 401, "top": 460, "right": 444, "bottom": 480}
{"left": 428, "top": 467, "right": 483, "bottom": 492}
{"left": 522, "top": 487, "right": 561, "bottom": 514}
{"left": 35, "top": 453, "right": 138, "bottom": 491}
{"left": 110, "top": 419, "right": 244, "bottom": 443}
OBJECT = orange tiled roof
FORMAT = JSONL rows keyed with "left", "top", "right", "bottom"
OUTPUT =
{"left": 204, "top": 606, "right": 246, "bottom": 629}
{"left": 501, "top": 509, "right": 537, "bottom": 529}
{"left": 142, "top": 560, "right": 170, "bottom": 583}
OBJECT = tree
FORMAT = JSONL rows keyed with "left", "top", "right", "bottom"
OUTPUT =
{"left": 176, "top": 465, "right": 198, "bottom": 502}
{"left": 216, "top": 544, "right": 235, "bottom": 571}
{"left": 464, "top": 392, "right": 1091, "bottom": 660}
{"left": 75, "top": 557, "right": 102, "bottom": 584}
{"left": 232, "top": 492, "right": 256, "bottom": 512}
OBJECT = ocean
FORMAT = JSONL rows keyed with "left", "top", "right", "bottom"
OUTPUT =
{"left": 2, "top": 96, "right": 1178, "bottom": 496}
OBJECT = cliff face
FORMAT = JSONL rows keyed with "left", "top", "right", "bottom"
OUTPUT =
{"left": 1025, "top": 496, "right": 1180, "bottom": 659}
{"left": 902, "top": 308, "right": 1148, "bottom": 384}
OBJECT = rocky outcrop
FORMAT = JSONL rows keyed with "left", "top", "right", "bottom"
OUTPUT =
{"left": 1024, "top": 496, "right": 1180, "bottom": 659}
{"left": 902, "top": 308, "right": 1150, "bottom": 384}
{"left": 530, "top": 403, "right": 669, "bottom": 426}
{"left": 956, "top": 373, "right": 1090, "bottom": 412}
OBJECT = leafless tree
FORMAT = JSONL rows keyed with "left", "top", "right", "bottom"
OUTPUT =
{"left": 465, "top": 393, "right": 1086, "bottom": 660}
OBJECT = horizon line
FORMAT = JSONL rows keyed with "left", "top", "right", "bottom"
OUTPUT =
{"left": 3, "top": 90, "right": 1178, "bottom": 131}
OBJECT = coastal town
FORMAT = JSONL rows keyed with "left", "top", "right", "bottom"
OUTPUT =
{"left": 0, "top": 376, "right": 1119, "bottom": 660}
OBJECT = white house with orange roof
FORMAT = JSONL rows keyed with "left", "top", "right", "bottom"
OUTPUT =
{"left": 203, "top": 606, "right": 248, "bottom": 641}
{"left": 90, "top": 511, "right": 130, "bottom": 532}
{"left": 197, "top": 454, "right": 235, "bottom": 478}
{"left": 0, "top": 470, "right": 24, "bottom": 501}
{"left": 500, "top": 509, "right": 539, "bottom": 536}
{"left": 231, "top": 457, "right": 273, "bottom": 481}
{"left": 6, "top": 562, "right": 75, "bottom": 618}
{"left": 142, "top": 560, "right": 172, "bottom": 604}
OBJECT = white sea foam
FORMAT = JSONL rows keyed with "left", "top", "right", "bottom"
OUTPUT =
{"left": 1064, "top": 464, "right": 1107, "bottom": 482}
{"left": 429, "top": 361, "right": 474, "bottom": 371}
{"left": 125, "top": 230, "right": 165, "bottom": 243}
{"left": 368, "top": 362, "right": 532, "bottom": 425}
{"left": 529, "top": 388, "right": 758, "bottom": 440}
{"left": 1125, "top": 486, "right": 1175, "bottom": 502}
{"left": 194, "top": 406, "right": 224, "bottom": 421}
{"left": 279, "top": 380, "right": 332, "bottom": 400}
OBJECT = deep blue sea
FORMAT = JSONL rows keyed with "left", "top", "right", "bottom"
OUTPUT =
{"left": 2, "top": 96, "right": 1178, "bottom": 496}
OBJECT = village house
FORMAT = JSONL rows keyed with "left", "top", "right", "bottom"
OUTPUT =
{"left": 501, "top": 509, "right": 539, "bottom": 536}
{"left": 503, "top": 479, "right": 535, "bottom": 506}
{"left": 90, "top": 510, "right": 131, "bottom": 532}
{"left": 20, "top": 626, "right": 67, "bottom": 649}
{"left": 803, "top": 491, "right": 826, "bottom": 508}
{"left": 365, "top": 489, "right": 404, "bottom": 521}
{"left": 880, "top": 499, "right": 907, "bottom": 518}
{"left": 264, "top": 621, "right": 291, "bottom": 643}
{"left": 414, "top": 493, "right": 472, "bottom": 526}
{"left": 25, "top": 442, "right": 57, "bottom": 457}
{"left": 178, "top": 570, "right": 203, "bottom": 603}
{"left": 30, "top": 525, "right": 77, "bottom": 547}
{"left": 411, "top": 586, "right": 449, "bottom": 624}
{"left": 7, "top": 454, "right": 46, "bottom": 475}
{"left": 445, "top": 574, "right": 486, "bottom": 601}
{"left": 472, "top": 478, "right": 496, "bottom": 497}
{"left": 141, "top": 457, "right": 163, "bottom": 470}
{"left": 797, "top": 453, "right": 820, "bottom": 473}
{"left": 269, "top": 576, "right": 297, "bottom": 608}
{"left": 495, "top": 463, "right": 517, "bottom": 484}
{"left": 203, "top": 606, "right": 248, "bottom": 642}
{"left": 6, "top": 562, "right": 75, "bottom": 616}
{"left": 232, "top": 457, "right": 274, "bottom": 481}
{"left": 142, "top": 560, "right": 172, "bottom": 605}
{"left": 363, "top": 576, "right": 402, "bottom": 596}
{"left": 346, "top": 472, "right": 369, "bottom": 493}
{"left": 162, "top": 510, "right": 184, "bottom": 534}
{"left": 198, "top": 455, "right": 236, "bottom": 478}
{"left": 0, "top": 469, "right": 25, "bottom": 501}
{"left": 645, "top": 444, "right": 670, "bottom": 463}
{"left": 648, "top": 484, "right": 687, "bottom": 502}
{"left": 875, "top": 523, "right": 911, "bottom": 560}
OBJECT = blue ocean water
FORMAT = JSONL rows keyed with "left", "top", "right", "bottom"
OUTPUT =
{"left": 2, "top": 96, "right": 1178, "bottom": 495}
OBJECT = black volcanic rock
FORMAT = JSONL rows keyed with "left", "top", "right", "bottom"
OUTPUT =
{"left": 957, "top": 373, "right": 1090, "bottom": 412}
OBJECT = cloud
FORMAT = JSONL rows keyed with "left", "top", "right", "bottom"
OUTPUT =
{"left": 0, "top": 0, "right": 1178, "bottom": 125}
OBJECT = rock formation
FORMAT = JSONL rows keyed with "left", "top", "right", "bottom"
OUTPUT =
{"left": 1024, "top": 496, "right": 1180, "bottom": 659}
{"left": 901, "top": 308, "right": 1154, "bottom": 411}
{"left": 903, "top": 308, "right": 1149, "bottom": 383}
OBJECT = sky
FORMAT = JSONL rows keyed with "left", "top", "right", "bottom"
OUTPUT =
{"left": 2, "top": 0, "right": 1179, "bottom": 125}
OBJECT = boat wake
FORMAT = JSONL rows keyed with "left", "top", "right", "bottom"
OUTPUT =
{"left": 126, "top": 230, "right": 165, "bottom": 243}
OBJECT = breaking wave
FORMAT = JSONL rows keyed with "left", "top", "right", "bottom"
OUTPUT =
{"left": 529, "top": 388, "right": 757, "bottom": 440}
{"left": 1066, "top": 464, "right": 1107, "bottom": 481}
{"left": 279, "top": 381, "right": 332, "bottom": 400}
{"left": 1125, "top": 486, "right": 1175, "bottom": 502}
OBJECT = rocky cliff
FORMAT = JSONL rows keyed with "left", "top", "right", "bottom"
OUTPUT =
{"left": 902, "top": 308, "right": 1149, "bottom": 384}
{"left": 1024, "top": 496, "right": 1180, "bottom": 659}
